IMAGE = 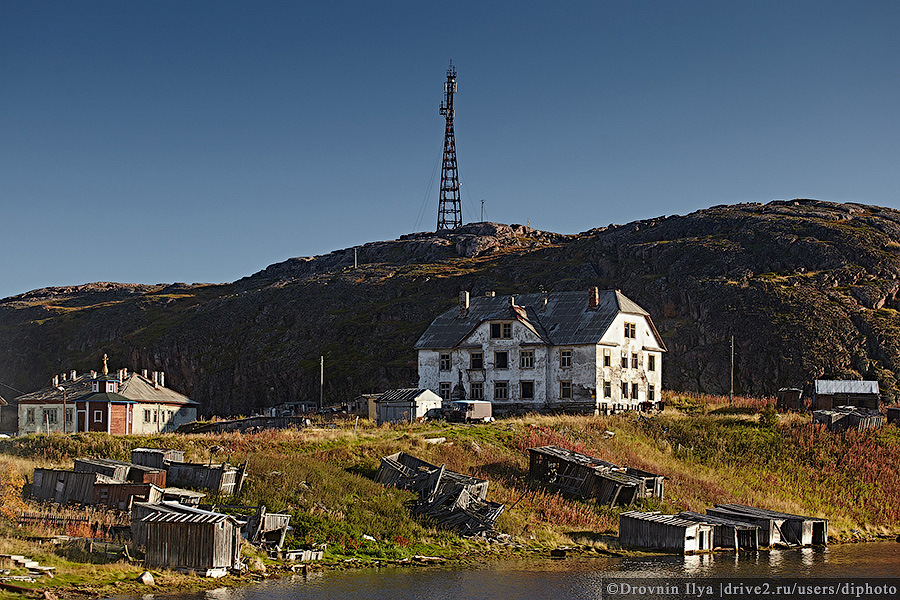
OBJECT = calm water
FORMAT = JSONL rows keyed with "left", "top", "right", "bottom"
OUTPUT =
{"left": 141, "top": 542, "right": 900, "bottom": 600}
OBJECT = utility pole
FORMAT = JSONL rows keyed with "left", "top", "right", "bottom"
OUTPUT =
{"left": 319, "top": 355, "right": 324, "bottom": 411}
{"left": 437, "top": 62, "right": 462, "bottom": 231}
{"left": 729, "top": 335, "right": 734, "bottom": 403}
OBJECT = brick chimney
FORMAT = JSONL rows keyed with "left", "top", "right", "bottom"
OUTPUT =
{"left": 459, "top": 290, "right": 469, "bottom": 314}
{"left": 589, "top": 286, "right": 600, "bottom": 310}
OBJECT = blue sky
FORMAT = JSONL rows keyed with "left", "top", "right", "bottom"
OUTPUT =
{"left": 2, "top": 1, "right": 898, "bottom": 299}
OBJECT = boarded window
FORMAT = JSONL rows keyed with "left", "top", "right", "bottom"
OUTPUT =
{"left": 521, "top": 381, "right": 535, "bottom": 399}
{"left": 26, "top": 409, "right": 35, "bottom": 424}
{"left": 520, "top": 349, "right": 535, "bottom": 369}
{"left": 42, "top": 409, "right": 58, "bottom": 424}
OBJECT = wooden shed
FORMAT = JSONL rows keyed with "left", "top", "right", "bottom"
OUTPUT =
{"left": 31, "top": 469, "right": 116, "bottom": 505}
{"left": 92, "top": 482, "right": 163, "bottom": 510}
{"left": 375, "top": 389, "right": 443, "bottom": 425}
{"left": 813, "top": 407, "right": 885, "bottom": 433}
{"left": 527, "top": 446, "right": 664, "bottom": 506}
{"left": 619, "top": 511, "right": 714, "bottom": 553}
{"left": 142, "top": 511, "right": 242, "bottom": 576}
{"left": 677, "top": 511, "right": 759, "bottom": 550}
{"left": 706, "top": 505, "right": 783, "bottom": 546}
{"left": 165, "top": 461, "right": 247, "bottom": 496}
{"left": 712, "top": 504, "right": 827, "bottom": 546}
{"left": 776, "top": 388, "right": 804, "bottom": 411}
{"left": 131, "top": 448, "right": 185, "bottom": 470}
{"left": 813, "top": 380, "right": 880, "bottom": 410}
{"left": 73, "top": 458, "right": 131, "bottom": 481}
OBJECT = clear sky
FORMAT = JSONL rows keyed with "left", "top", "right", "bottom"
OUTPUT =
{"left": 2, "top": 1, "right": 898, "bottom": 299}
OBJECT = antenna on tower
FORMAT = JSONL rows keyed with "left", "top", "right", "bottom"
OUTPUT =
{"left": 437, "top": 61, "right": 462, "bottom": 231}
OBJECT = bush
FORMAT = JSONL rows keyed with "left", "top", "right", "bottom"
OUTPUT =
{"left": 758, "top": 403, "right": 779, "bottom": 428}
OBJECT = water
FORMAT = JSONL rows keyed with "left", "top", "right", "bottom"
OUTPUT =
{"left": 148, "top": 542, "right": 900, "bottom": 600}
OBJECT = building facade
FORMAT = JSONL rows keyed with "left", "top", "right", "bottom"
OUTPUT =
{"left": 415, "top": 288, "right": 666, "bottom": 414}
{"left": 16, "top": 358, "right": 197, "bottom": 435}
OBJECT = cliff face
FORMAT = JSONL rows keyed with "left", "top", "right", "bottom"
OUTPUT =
{"left": 3, "top": 202, "right": 900, "bottom": 415}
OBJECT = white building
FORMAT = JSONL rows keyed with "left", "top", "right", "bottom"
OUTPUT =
{"left": 415, "top": 288, "right": 666, "bottom": 415}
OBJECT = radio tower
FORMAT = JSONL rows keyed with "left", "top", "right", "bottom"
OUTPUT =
{"left": 437, "top": 62, "right": 462, "bottom": 231}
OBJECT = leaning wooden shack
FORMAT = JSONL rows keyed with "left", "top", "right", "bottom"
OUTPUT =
{"left": 142, "top": 511, "right": 242, "bottom": 576}
{"left": 165, "top": 460, "right": 247, "bottom": 496}
{"left": 31, "top": 469, "right": 116, "bottom": 505}
{"left": 619, "top": 511, "right": 713, "bottom": 553}
{"left": 676, "top": 510, "right": 759, "bottom": 550}
{"left": 527, "top": 446, "right": 664, "bottom": 506}
{"left": 711, "top": 504, "right": 827, "bottom": 546}
{"left": 375, "top": 452, "right": 503, "bottom": 535}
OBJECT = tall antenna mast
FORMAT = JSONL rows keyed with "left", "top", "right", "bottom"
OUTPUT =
{"left": 437, "top": 62, "right": 462, "bottom": 231}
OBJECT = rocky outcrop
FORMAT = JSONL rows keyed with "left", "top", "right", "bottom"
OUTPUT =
{"left": 3, "top": 201, "right": 900, "bottom": 415}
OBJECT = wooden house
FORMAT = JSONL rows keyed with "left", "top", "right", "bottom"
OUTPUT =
{"left": 813, "top": 380, "right": 880, "bottom": 410}
{"left": 619, "top": 511, "right": 713, "bottom": 553}
{"left": 527, "top": 445, "right": 664, "bottom": 506}
{"left": 142, "top": 511, "right": 242, "bottom": 576}
{"left": 677, "top": 511, "right": 759, "bottom": 550}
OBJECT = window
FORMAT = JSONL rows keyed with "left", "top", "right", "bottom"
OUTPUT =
{"left": 603, "top": 349, "right": 611, "bottom": 368}
{"left": 470, "top": 351, "right": 484, "bottom": 370}
{"left": 521, "top": 381, "right": 535, "bottom": 399}
{"left": 144, "top": 409, "right": 151, "bottom": 423}
{"left": 631, "top": 383, "right": 639, "bottom": 400}
{"left": 631, "top": 352, "right": 639, "bottom": 369}
{"left": 520, "top": 349, "right": 535, "bottom": 369}
{"left": 648, "top": 384, "right": 655, "bottom": 401}
{"left": 26, "top": 409, "right": 35, "bottom": 424}
{"left": 439, "top": 382, "right": 451, "bottom": 400}
{"left": 439, "top": 353, "right": 451, "bottom": 371}
{"left": 603, "top": 381, "right": 612, "bottom": 398}
{"left": 621, "top": 382, "right": 628, "bottom": 399}
{"left": 494, "top": 351, "right": 509, "bottom": 369}
{"left": 625, "top": 322, "right": 637, "bottom": 339}
{"left": 559, "top": 349, "right": 573, "bottom": 369}
{"left": 93, "top": 410, "right": 103, "bottom": 423}
{"left": 153, "top": 410, "right": 158, "bottom": 423}
{"left": 470, "top": 382, "right": 484, "bottom": 400}
{"left": 494, "top": 381, "right": 509, "bottom": 400}
{"left": 648, "top": 354, "right": 656, "bottom": 372}
{"left": 621, "top": 352, "right": 628, "bottom": 368}
{"left": 490, "top": 322, "right": 512, "bottom": 339}
{"left": 560, "top": 380, "right": 573, "bottom": 399}
{"left": 65, "top": 408, "right": 74, "bottom": 423}
{"left": 43, "top": 408, "right": 58, "bottom": 424}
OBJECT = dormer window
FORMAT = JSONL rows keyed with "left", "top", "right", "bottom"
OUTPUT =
{"left": 490, "top": 322, "right": 512, "bottom": 339}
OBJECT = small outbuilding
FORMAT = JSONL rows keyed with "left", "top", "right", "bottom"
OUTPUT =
{"left": 813, "top": 380, "right": 880, "bottom": 410}
{"left": 619, "top": 511, "right": 714, "bottom": 553}
{"left": 375, "top": 388, "right": 443, "bottom": 425}
{"left": 677, "top": 511, "right": 759, "bottom": 551}
{"left": 142, "top": 511, "right": 242, "bottom": 576}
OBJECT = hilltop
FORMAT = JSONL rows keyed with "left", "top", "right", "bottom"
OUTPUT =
{"left": 3, "top": 201, "right": 900, "bottom": 415}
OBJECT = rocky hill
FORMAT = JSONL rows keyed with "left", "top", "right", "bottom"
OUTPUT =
{"left": 3, "top": 201, "right": 900, "bottom": 415}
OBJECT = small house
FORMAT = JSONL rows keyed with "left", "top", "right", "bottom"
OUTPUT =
{"left": 375, "top": 389, "right": 443, "bottom": 425}
{"left": 619, "top": 511, "right": 713, "bottom": 553}
{"left": 813, "top": 380, "right": 880, "bottom": 410}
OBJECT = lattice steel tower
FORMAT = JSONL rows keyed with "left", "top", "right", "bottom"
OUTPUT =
{"left": 437, "top": 62, "right": 462, "bottom": 231}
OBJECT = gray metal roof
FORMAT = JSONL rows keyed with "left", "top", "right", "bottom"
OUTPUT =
{"left": 377, "top": 388, "right": 441, "bottom": 403}
{"left": 620, "top": 511, "right": 706, "bottom": 528}
{"left": 814, "top": 380, "right": 879, "bottom": 395}
{"left": 415, "top": 290, "right": 665, "bottom": 350}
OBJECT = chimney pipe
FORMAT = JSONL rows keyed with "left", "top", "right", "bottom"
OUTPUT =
{"left": 53, "top": 375, "right": 59, "bottom": 387}
{"left": 142, "top": 369, "right": 148, "bottom": 378}
{"left": 459, "top": 291, "right": 469, "bottom": 313}
{"left": 153, "top": 371, "right": 159, "bottom": 389}
{"left": 70, "top": 370, "right": 77, "bottom": 381}
{"left": 485, "top": 291, "right": 495, "bottom": 297}
{"left": 509, "top": 295, "right": 516, "bottom": 307}
{"left": 159, "top": 372, "right": 165, "bottom": 388}
{"left": 589, "top": 286, "right": 600, "bottom": 310}
{"left": 60, "top": 372, "right": 66, "bottom": 382}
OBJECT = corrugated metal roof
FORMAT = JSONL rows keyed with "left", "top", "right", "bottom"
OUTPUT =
{"left": 377, "top": 388, "right": 441, "bottom": 403}
{"left": 83, "top": 392, "right": 135, "bottom": 404}
{"left": 15, "top": 372, "right": 196, "bottom": 405}
{"left": 415, "top": 290, "right": 665, "bottom": 350}
{"left": 814, "top": 380, "right": 879, "bottom": 395}
{"left": 620, "top": 511, "right": 702, "bottom": 528}
{"left": 142, "top": 511, "right": 235, "bottom": 524}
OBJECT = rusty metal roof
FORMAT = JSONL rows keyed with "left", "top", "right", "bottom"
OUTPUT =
{"left": 415, "top": 290, "right": 665, "bottom": 350}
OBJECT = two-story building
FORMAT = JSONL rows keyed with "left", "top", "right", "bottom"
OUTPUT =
{"left": 415, "top": 288, "right": 665, "bottom": 415}
{"left": 16, "top": 356, "right": 198, "bottom": 435}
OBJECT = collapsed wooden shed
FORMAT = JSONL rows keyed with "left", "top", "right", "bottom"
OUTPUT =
{"left": 131, "top": 448, "right": 185, "bottom": 469}
{"left": 92, "top": 482, "right": 163, "bottom": 511}
{"left": 142, "top": 511, "right": 242, "bottom": 576}
{"left": 165, "top": 461, "right": 247, "bottom": 496}
{"left": 705, "top": 505, "right": 783, "bottom": 547}
{"left": 619, "top": 511, "right": 714, "bottom": 553}
{"left": 813, "top": 407, "right": 885, "bottom": 433}
{"left": 677, "top": 511, "right": 759, "bottom": 550}
{"left": 31, "top": 469, "right": 116, "bottom": 505}
{"left": 711, "top": 504, "right": 827, "bottom": 546}
{"left": 527, "top": 446, "right": 664, "bottom": 506}
{"left": 73, "top": 458, "right": 131, "bottom": 482}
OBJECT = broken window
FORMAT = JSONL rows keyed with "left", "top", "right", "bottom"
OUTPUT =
{"left": 520, "top": 349, "right": 535, "bottom": 369}
{"left": 648, "top": 354, "right": 656, "bottom": 371}
{"left": 521, "top": 381, "right": 535, "bottom": 399}
{"left": 490, "top": 322, "right": 512, "bottom": 339}
{"left": 560, "top": 380, "right": 573, "bottom": 399}
{"left": 26, "top": 409, "right": 35, "bottom": 424}
{"left": 470, "top": 382, "right": 484, "bottom": 400}
{"left": 439, "top": 353, "right": 451, "bottom": 371}
{"left": 603, "top": 381, "right": 612, "bottom": 398}
{"left": 470, "top": 351, "right": 484, "bottom": 369}
{"left": 494, "top": 351, "right": 509, "bottom": 369}
{"left": 559, "top": 349, "right": 573, "bottom": 369}
{"left": 631, "top": 352, "right": 639, "bottom": 369}
{"left": 603, "top": 349, "right": 611, "bottom": 367}
{"left": 439, "top": 382, "right": 451, "bottom": 400}
{"left": 621, "top": 381, "right": 628, "bottom": 399}
{"left": 624, "top": 322, "right": 637, "bottom": 339}
{"left": 42, "top": 409, "right": 58, "bottom": 424}
{"left": 621, "top": 352, "right": 628, "bottom": 368}
{"left": 493, "top": 381, "right": 509, "bottom": 400}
